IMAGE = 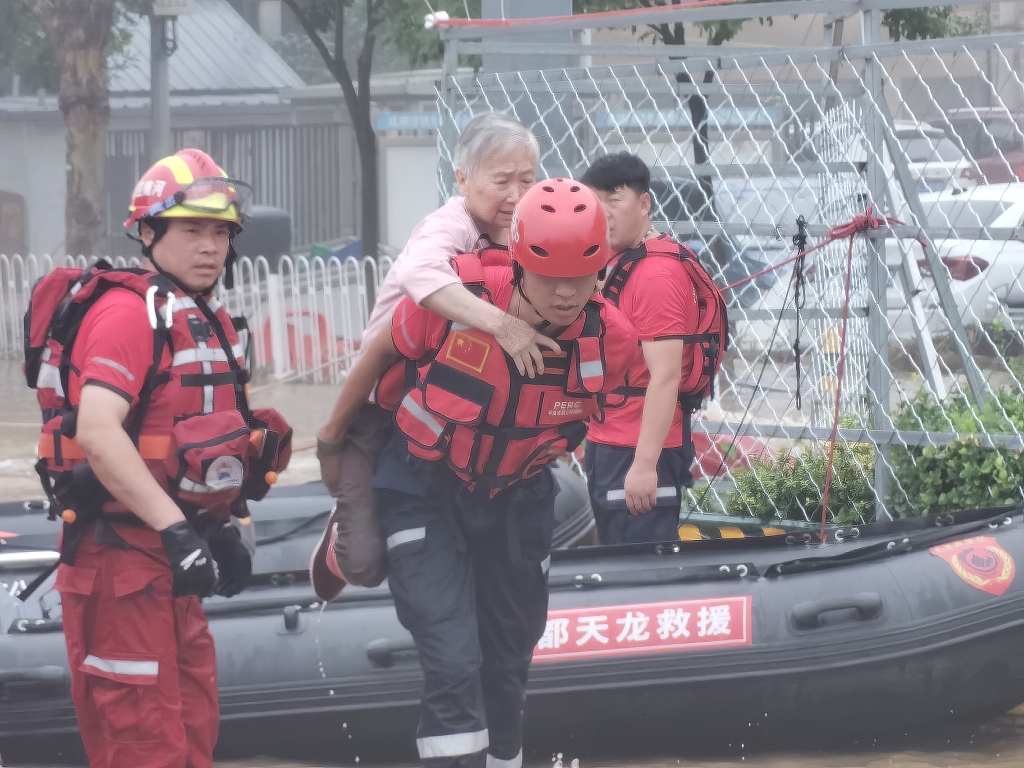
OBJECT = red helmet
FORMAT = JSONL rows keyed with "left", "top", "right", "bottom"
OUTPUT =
{"left": 124, "top": 148, "right": 251, "bottom": 229}
{"left": 510, "top": 179, "right": 609, "bottom": 278}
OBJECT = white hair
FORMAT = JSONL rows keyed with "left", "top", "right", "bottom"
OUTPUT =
{"left": 454, "top": 112, "right": 540, "bottom": 179}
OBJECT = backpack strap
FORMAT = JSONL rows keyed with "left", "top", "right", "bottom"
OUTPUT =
{"left": 451, "top": 251, "right": 487, "bottom": 287}
{"left": 476, "top": 243, "right": 511, "bottom": 268}
{"left": 602, "top": 245, "right": 650, "bottom": 308}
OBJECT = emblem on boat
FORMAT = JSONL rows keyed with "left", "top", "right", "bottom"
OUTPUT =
{"left": 929, "top": 535, "right": 1016, "bottom": 596}
{"left": 533, "top": 596, "right": 752, "bottom": 661}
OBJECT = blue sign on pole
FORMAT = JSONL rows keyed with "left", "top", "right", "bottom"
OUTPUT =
{"left": 376, "top": 112, "right": 440, "bottom": 132}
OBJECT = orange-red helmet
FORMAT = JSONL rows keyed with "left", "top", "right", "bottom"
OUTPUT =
{"left": 124, "top": 148, "right": 251, "bottom": 229}
{"left": 510, "top": 179, "right": 609, "bottom": 278}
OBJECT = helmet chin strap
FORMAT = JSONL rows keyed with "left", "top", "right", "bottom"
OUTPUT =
{"left": 511, "top": 263, "right": 550, "bottom": 331}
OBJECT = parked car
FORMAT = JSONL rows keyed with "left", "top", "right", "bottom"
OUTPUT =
{"left": 736, "top": 248, "right": 998, "bottom": 355}
{"left": 892, "top": 120, "right": 976, "bottom": 193}
{"left": 907, "top": 183, "right": 1024, "bottom": 308}
{"left": 811, "top": 118, "right": 974, "bottom": 193}
{"left": 944, "top": 107, "right": 1024, "bottom": 184}
{"left": 647, "top": 169, "right": 998, "bottom": 354}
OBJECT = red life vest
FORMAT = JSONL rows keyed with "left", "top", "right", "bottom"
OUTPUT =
{"left": 392, "top": 254, "right": 608, "bottom": 495}
{"left": 25, "top": 262, "right": 291, "bottom": 543}
{"left": 476, "top": 242, "right": 511, "bottom": 268}
{"left": 602, "top": 234, "right": 729, "bottom": 411}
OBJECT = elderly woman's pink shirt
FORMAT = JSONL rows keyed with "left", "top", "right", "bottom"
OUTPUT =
{"left": 359, "top": 195, "right": 485, "bottom": 350}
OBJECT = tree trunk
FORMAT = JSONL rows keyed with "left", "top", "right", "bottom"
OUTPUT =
{"left": 30, "top": 1, "right": 113, "bottom": 258}
{"left": 689, "top": 69, "right": 715, "bottom": 219}
{"left": 354, "top": 115, "right": 379, "bottom": 306}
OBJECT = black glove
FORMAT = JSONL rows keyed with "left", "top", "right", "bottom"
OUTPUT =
{"left": 208, "top": 522, "right": 253, "bottom": 598}
{"left": 160, "top": 521, "right": 217, "bottom": 598}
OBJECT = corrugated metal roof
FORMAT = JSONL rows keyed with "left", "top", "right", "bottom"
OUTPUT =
{"left": 109, "top": 0, "right": 305, "bottom": 93}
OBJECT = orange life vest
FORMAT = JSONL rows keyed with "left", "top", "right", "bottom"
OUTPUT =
{"left": 392, "top": 254, "right": 608, "bottom": 495}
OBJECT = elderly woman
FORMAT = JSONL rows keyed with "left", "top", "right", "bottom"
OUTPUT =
{"left": 312, "top": 113, "right": 553, "bottom": 598}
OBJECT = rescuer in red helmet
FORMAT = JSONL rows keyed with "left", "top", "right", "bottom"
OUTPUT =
{"left": 312, "top": 179, "right": 639, "bottom": 768}
{"left": 34, "top": 149, "right": 291, "bottom": 767}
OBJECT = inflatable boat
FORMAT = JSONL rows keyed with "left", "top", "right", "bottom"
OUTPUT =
{"left": 2, "top": 467, "right": 1024, "bottom": 762}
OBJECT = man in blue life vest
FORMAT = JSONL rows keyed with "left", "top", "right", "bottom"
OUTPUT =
{"left": 581, "top": 152, "right": 706, "bottom": 545}
{"left": 315, "top": 179, "right": 638, "bottom": 768}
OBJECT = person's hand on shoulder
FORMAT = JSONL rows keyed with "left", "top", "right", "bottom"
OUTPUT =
{"left": 494, "top": 314, "right": 562, "bottom": 378}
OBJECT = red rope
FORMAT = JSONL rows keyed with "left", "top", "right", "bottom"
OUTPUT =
{"left": 724, "top": 211, "right": 902, "bottom": 293}
{"left": 816, "top": 208, "right": 899, "bottom": 540}
{"left": 716, "top": 208, "right": 899, "bottom": 538}
{"left": 430, "top": 0, "right": 740, "bottom": 29}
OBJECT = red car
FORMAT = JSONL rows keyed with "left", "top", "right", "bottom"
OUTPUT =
{"left": 946, "top": 107, "right": 1024, "bottom": 184}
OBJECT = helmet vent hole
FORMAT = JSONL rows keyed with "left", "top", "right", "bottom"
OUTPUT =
{"left": 541, "top": 204, "right": 556, "bottom": 213}
{"left": 530, "top": 245, "right": 550, "bottom": 257}
{"left": 542, "top": 185, "right": 555, "bottom": 193}
{"left": 574, "top": 204, "right": 587, "bottom": 213}
{"left": 570, "top": 185, "right": 581, "bottom": 192}
{"left": 584, "top": 244, "right": 601, "bottom": 257}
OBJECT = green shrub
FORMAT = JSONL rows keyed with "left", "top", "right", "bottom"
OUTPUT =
{"left": 705, "top": 388, "right": 1024, "bottom": 524}
{"left": 887, "top": 388, "right": 1024, "bottom": 517}
{"left": 719, "top": 439, "right": 876, "bottom": 525}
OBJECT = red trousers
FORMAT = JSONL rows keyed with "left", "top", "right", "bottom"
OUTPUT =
{"left": 55, "top": 524, "right": 219, "bottom": 768}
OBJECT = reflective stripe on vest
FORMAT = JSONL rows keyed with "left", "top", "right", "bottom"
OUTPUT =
{"left": 37, "top": 360, "right": 64, "bottom": 398}
{"left": 386, "top": 527, "right": 426, "bottom": 550}
{"left": 172, "top": 344, "right": 245, "bottom": 367}
{"left": 397, "top": 391, "right": 447, "bottom": 447}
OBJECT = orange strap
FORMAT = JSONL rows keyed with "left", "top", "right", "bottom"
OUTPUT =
{"left": 38, "top": 434, "right": 172, "bottom": 461}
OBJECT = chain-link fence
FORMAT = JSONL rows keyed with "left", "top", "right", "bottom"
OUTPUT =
{"left": 436, "top": 1, "right": 1024, "bottom": 524}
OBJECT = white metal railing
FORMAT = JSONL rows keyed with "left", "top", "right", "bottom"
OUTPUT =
{"left": 0, "top": 253, "right": 390, "bottom": 385}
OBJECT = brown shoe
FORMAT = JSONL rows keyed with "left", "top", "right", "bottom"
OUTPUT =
{"left": 309, "top": 502, "right": 347, "bottom": 601}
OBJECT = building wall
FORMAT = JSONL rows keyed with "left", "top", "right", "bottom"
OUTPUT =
{"left": 380, "top": 137, "right": 439, "bottom": 249}
{"left": 0, "top": 122, "right": 67, "bottom": 256}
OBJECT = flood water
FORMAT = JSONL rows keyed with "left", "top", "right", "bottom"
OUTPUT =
{"left": 7, "top": 714, "right": 1024, "bottom": 768}
{"left": 206, "top": 720, "right": 1024, "bottom": 768}
{"left": 207, "top": 721, "right": 1024, "bottom": 768}
{"left": 207, "top": 710, "right": 1024, "bottom": 768}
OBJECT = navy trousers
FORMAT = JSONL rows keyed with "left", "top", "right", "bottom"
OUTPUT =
{"left": 373, "top": 435, "right": 555, "bottom": 768}
{"left": 584, "top": 441, "right": 692, "bottom": 545}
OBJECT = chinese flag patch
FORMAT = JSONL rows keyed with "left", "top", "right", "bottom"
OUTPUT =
{"left": 444, "top": 331, "right": 491, "bottom": 374}
{"left": 930, "top": 535, "right": 1016, "bottom": 596}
